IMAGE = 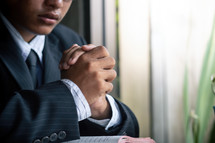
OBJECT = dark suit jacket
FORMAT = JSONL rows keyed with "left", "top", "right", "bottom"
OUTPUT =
{"left": 0, "top": 19, "right": 139, "bottom": 143}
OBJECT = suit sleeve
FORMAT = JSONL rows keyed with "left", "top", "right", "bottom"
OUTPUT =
{"left": 79, "top": 99, "right": 139, "bottom": 137}
{"left": 0, "top": 81, "right": 80, "bottom": 143}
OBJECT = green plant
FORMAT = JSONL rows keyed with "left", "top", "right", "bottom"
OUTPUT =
{"left": 183, "top": 17, "right": 215, "bottom": 143}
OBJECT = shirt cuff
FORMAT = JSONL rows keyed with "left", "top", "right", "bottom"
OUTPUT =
{"left": 61, "top": 79, "right": 91, "bottom": 121}
{"left": 105, "top": 94, "right": 122, "bottom": 130}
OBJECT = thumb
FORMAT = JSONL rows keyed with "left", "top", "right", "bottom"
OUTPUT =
{"left": 81, "top": 44, "right": 97, "bottom": 51}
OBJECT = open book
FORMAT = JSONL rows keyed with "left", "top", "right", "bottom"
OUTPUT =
{"left": 64, "top": 136, "right": 155, "bottom": 143}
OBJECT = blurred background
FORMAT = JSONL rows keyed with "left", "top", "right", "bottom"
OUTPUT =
{"left": 61, "top": 0, "right": 215, "bottom": 143}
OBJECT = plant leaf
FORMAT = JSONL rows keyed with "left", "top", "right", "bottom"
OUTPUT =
{"left": 196, "top": 16, "right": 215, "bottom": 143}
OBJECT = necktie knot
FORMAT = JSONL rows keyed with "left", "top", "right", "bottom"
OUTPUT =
{"left": 26, "top": 50, "right": 38, "bottom": 67}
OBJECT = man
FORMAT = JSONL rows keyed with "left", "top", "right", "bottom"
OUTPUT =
{"left": 0, "top": 0, "right": 139, "bottom": 142}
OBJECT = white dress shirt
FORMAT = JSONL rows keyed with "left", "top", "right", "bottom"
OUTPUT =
{"left": 0, "top": 13, "right": 121, "bottom": 130}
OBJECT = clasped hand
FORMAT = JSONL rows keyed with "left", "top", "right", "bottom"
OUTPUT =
{"left": 59, "top": 44, "right": 117, "bottom": 120}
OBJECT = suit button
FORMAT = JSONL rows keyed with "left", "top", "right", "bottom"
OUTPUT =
{"left": 33, "top": 139, "right": 41, "bottom": 143}
{"left": 58, "top": 131, "right": 66, "bottom": 140}
{"left": 41, "top": 136, "right": 49, "bottom": 143}
{"left": 50, "top": 133, "right": 58, "bottom": 142}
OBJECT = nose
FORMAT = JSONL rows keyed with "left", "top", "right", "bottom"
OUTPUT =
{"left": 45, "top": 0, "right": 64, "bottom": 9}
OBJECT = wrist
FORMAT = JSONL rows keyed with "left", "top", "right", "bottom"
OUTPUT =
{"left": 90, "top": 96, "right": 112, "bottom": 120}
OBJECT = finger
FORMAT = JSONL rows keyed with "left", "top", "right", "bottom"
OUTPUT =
{"left": 67, "top": 44, "right": 97, "bottom": 64}
{"left": 68, "top": 48, "right": 85, "bottom": 65}
{"left": 59, "top": 44, "right": 80, "bottom": 68}
{"left": 86, "top": 46, "right": 110, "bottom": 59}
{"left": 81, "top": 44, "right": 97, "bottom": 51}
{"left": 63, "top": 44, "right": 79, "bottom": 54}
{"left": 59, "top": 45, "right": 80, "bottom": 70}
{"left": 104, "top": 82, "right": 114, "bottom": 94}
{"left": 102, "top": 69, "right": 117, "bottom": 82}
{"left": 95, "top": 57, "right": 116, "bottom": 70}
{"left": 64, "top": 44, "right": 97, "bottom": 66}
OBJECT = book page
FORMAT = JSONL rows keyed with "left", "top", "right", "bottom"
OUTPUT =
{"left": 64, "top": 136, "right": 121, "bottom": 143}
{"left": 64, "top": 136, "right": 156, "bottom": 143}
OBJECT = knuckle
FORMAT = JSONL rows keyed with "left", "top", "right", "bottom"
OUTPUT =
{"left": 93, "top": 71, "right": 101, "bottom": 79}
{"left": 110, "top": 83, "right": 113, "bottom": 90}
{"left": 110, "top": 57, "right": 116, "bottom": 65}
{"left": 99, "top": 46, "right": 109, "bottom": 56}
{"left": 107, "top": 83, "right": 114, "bottom": 93}
{"left": 86, "top": 61, "right": 95, "bottom": 71}
{"left": 113, "top": 70, "right": 117, "bottom": 78}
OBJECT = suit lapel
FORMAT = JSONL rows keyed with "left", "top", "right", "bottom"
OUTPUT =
{"left": 43, "top": 34, "right": 61, "bottom": 84}
{"left": 0, "top": 18, "right": 62, "bottom": 89}
{"left": 0, "top": 19, "right": 34, "bottom": 89}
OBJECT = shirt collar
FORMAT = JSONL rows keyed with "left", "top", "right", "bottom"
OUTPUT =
{"left": 0, "top": 13, "right": 45, "bottom": 62}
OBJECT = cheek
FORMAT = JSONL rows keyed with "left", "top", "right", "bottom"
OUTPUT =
{"left": 13, "top": 4, "right": 37, "bottom": 22}
{"left": 61, "top": 5, "right": 71, "bottom": 18}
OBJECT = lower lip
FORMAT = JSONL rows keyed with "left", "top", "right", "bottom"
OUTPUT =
{"left": 38, "top": 16, "right": 57, "bottom": 25}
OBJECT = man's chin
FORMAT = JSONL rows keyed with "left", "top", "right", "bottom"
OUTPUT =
{"left": 33, "top": 26, "right": 56, "bottom": 35}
